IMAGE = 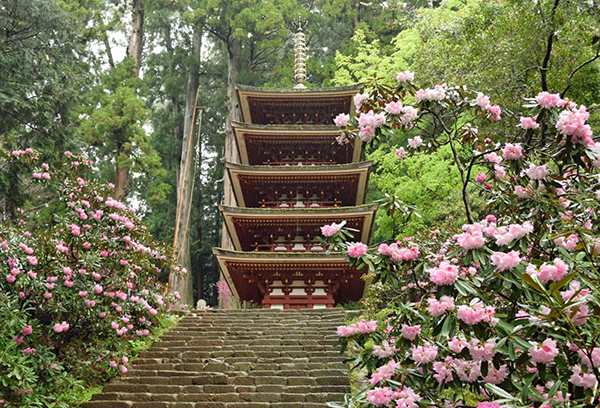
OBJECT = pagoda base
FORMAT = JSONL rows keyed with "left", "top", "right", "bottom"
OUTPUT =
{"left": 263, "top": 293, "right": 334, "bottom": 309}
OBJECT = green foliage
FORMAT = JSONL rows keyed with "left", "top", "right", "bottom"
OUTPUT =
{"left": 80, "top": 58, "right": 168, "bottom": 202}
{"left": 326, "top": 70, "right": 600, "bottom": 408}
{"left": 369, "top": 144, "right": 479, "bottom": 240}
{"left": 0, "top": 149, "right": 183, "bottom": 407}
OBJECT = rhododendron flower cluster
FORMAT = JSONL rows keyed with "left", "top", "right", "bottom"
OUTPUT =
{"left": 327, "top": 74, "right": 598, "bottom": 408}
{"left": 320, "top": 221, "right": 346, "bottom": 237}
{"left": 0, "top": 149, "right": 182, "bottom": 405}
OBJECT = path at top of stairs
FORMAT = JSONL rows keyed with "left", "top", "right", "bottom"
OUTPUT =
{"left": 81, "top": 309, "right": 351, "bottom": 408}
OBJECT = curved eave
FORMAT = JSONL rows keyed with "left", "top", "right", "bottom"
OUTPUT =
{"left": 212, "top": 248, "right": 365, "bottom": 301}
{"left": 235, "top": 83, "right": 364, "bottom": 126}
{"left": 235, "top": 83, "right": 364, "bottom": 96}
{"left": 220, "top": 203, "right": 379, "bottom": 251}
{"left": 225, "top": 161, "right": 372, "bottom": 208}
{"left": 231, "top": 121, "right": 363, "bottom": 165}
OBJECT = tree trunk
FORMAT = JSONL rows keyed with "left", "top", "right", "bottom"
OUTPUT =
{"left": 128, "top": 0, "right": 144, "bottom": 77}
{"left": 217, "top": 36, "right": 242, "bottom": 308}
{"left": 169, "top": 26, "right": 202, "bottom": 307}
{"left": 220, "top": 37, "right": 242, "bottom": 249}
{"left": 114, "top": 0, "right": 144, "bottom": 200}
{"left": 114, "top": 141, "right": 130, "bottom": 201}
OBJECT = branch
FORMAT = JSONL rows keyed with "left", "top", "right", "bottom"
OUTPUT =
{"left": 561, "top": 40, "right": 600, "bottom": 98}
{"left": 427, "top": 107, "right": 474, "bottom": 223}
{"left": 540, "top": 0, "right": 561, "bottom": 92}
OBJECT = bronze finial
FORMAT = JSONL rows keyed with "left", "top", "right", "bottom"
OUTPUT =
{"left": 292, "top": 16, "right": 308, "bottom": 89}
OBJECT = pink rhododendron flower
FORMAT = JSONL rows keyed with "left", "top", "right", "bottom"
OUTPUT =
{"left": 385, "top": 101, "right": 403, "bottom": 115}
{"left": 53, "top": 321, "right": 70, "bottom": 333}
{"left": 475, "top": 173, "right": 487, "bottom": 183}
{"left": 395, "top": 147, "right": 407, "bottom": 159}
{"left": 337, "top": 324, "right": 357, "bottom": 337}
{"left": 526, "top": 258, "right": 569, "bottom": 284}
{"left": 455, "top": 230, "right": 485, "bottom": 250}
{"left": 520, "top": 116, "right": 540, "bottom": 129}
{"left": 561, "top": 281, "right": 590, "bottom": 325}
{"left": 359, "top": 126, "right": 375, "bottom": 142}
{"left": 554, "top": 234, "right": 578, "bottom": 251}
{"left": 373, "top": 340, "right": 398, "bottom": 359}
{"left": 412, "top": 342, "right": 438, "bottom": 365}
{"left": 22, "top": 326, "right": 33, "bottom": 336}
{"left": 347, "top": 242, "right": 368, "bottom": 258}
{"left": 490, "top": 250, "right": 521, "bottom": 271}
{"left": 526, "top": 163, "right": 548, "bottom": 180}
{"left": 426, "top": 296, "right": 455, "bottom": 317}
{"left": 502, "top": 143, "right": 522, "bottom": 160}
{"left": 570, "top": 365, "right": 597, "bottom": 389}
{"left": 395, "top": 386, "right": 421, "bottom": 408}
{"left": 401, "top": 324, "right": 421, "bottom": 340}
{"left": 408, "top": 136, "right": 422, "bottom": 149}
{"left": 457, "top": 302, "right": 491, "bottom": 325}
{"left": 536, "top": 91, "right": 562, "bottom": 108}
{"left": 369, "top": 360, "right": 400, "bottom": 385}
{"left": 477, "top": 403, "right": 501, "bottom": 408}
{"left": 429, "top": 261, "right": 459, "bottom": 285}
{"left": 26, "top": 255, "right": 38, "bottom": 265}
{"left": 357, "top": 319, "right": 378, "bottom": 334}
{"left": 529, "top": 338, "right": 559, "bottom": 363}
{"left": 514, "top": 184, "right": 533, "bottom": 199}
{"left": 353, "top": 93, "right": 369, "bottom": 110}
{"left": 475, "top": 92, "right": 490, "bottom": 108}
{"left": 494, "top": 165, "right": 505, "bottom": 179}
{"left": 396, "top": 70, "right": 415, "bottom": 82}
{"left": 453, "top": 359, "right": 481, "bottom": 382}
{"left": 578, "top": 347, "right": 600, "bottom": 369}
{"left": 333, "top": 113, "right": 350, "bottom": 127}
{"left": 484, "top": 152, "right": 502, "bottom": 164}
{"left": 320, "top": 221, "right": 345, "bottom": 237}
{"left": 366, "top": 386, "right": 396, "bottom": 406}
{"left": 448, "top": 337, "right": 468, "bottom": 353}
{"left": 483, "top": 365, "right": 507, "bottom": 385}
{"left": 487, "top": 104, "right": 501, "bottom": 121}
{"left": 467, "top": 337, "right": 496, "bottom": 361}
{"left": 433, "top": 356, "right": 454, "bottom": 383}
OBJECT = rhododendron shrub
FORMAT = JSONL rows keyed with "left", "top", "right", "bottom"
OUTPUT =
{"left": 0, "top": 150, "right": 181, "bottom": 407}
{"left": 327, "top": 74, "right": 600, "bottom": 407}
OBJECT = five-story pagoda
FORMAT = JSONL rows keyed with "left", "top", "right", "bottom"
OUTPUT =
{"left": 213, "top": 27, "right": 375, "bottom": 309}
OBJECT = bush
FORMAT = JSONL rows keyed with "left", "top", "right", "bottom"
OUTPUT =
{"left": 326, "top": 75, "right": 600, "bottom": 407}
{"left": 0, "top": 149, "right": 182, "bottom": 407}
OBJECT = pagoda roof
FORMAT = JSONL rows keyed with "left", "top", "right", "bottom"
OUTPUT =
{"left": 236, "top": 84, "right": 364, "bottom": 126}
{"left": 213, "top": 248, "right": 366, "bottom": 303}
{"left": 225, "top": 161, "right": 372, "bottom": 208}
{"left": 220, "top": 203, "right": 378, "bottom": 252}
{"left": 231, "top": 121, "right": 362, "bottom": 165}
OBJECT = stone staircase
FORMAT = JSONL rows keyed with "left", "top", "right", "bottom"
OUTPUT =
{"left": 81, "top": 309, "right": 351, "bottom": 408}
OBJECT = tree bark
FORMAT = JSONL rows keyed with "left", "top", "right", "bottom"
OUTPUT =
{"left": 128, "top": 0, "right": 144, "bottom": 77}
{"left": 220, "top": 36, "right": 242, "bottom": 249}
{"left": 114, "top": 141, "right": 130, "bottom": 201}
{"left": 114, "top": 0, "right": 144, "bottom": 200}
{"left": 217, "top": 36, "right": 242, "bottom": 309}
{"left": 169, "top": 26, "right": 203, "bottom": 306}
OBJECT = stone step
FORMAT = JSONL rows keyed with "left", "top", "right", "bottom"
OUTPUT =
{"left": 84, "top": 309, "right": 350, "bottom": 407}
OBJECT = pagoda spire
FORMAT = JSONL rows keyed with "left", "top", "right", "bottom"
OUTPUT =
{"left": 292, "top": 18, "right": 307, "bottom": 89}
